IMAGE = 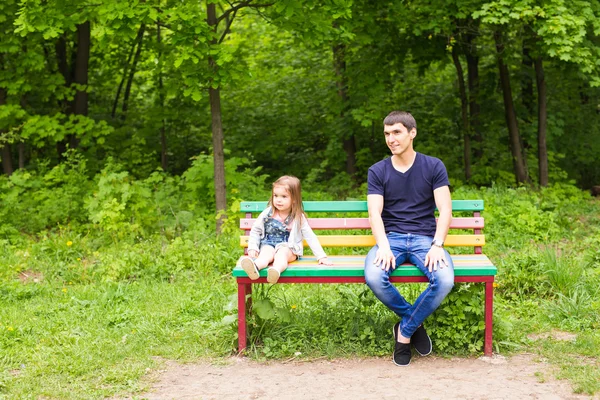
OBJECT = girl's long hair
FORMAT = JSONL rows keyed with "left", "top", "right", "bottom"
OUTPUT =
{"left": 268, "top": 175, "right": 304, "bottom": 227}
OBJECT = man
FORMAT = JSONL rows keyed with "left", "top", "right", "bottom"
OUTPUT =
{"left": 364, "top": 110, "right": 454, "bottom": 366}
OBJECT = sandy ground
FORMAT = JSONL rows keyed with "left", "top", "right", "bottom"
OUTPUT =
{"left": 133, "top": 353, "right": 598, "bottom": 400}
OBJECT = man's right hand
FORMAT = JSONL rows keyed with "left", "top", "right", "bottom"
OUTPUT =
{"left": 373, "top": 246, "right": 396, "bottom": 271}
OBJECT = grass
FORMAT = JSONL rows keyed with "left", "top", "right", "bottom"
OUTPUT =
{"left": 534, "top": 333, "right": 600, "bottom": 395}
{"left": 0, "top": 279, "right": 238, "bottom": 399}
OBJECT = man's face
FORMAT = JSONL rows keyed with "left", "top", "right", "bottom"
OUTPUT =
{"left": 384, "top": 123, "right": 415, "bottom": 155}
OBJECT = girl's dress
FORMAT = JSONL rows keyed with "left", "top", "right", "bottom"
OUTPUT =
{"left": 247, "top": 206, "right": 327, "bottom": 260}
{"left": 260, "top": 211, "right": 292, "bottom": 250}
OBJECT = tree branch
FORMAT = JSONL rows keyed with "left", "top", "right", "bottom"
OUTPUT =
{"left": 216, "top": 1, "right": 274, "bottom": 25}
{"left": 218, "top": 8, "right": 238, "bottom": 44}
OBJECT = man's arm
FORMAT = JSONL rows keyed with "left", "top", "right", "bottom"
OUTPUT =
{"left": 425, "top": 185, "right": 452, "bottom": 271}
{"left": 367, "top": 194, "right": 395, "bottom": 271}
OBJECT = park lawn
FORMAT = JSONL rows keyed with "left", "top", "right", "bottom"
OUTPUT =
{"left": 0, "top": 279, "right": 237, "bottom": 399}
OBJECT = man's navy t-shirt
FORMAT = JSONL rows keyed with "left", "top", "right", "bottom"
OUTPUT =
{"left": 367, "top": 152, "right": 450, "bottom": 237}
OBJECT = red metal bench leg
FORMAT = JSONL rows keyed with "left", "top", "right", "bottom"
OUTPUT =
{"left": 237, "top": 281, "right": 248, "bottom": 353}
{"left": 246, "top": 283, "right": 252, "bottom": 314}
{"left": 484, "top": 280, "right": 494, "bottom": 356}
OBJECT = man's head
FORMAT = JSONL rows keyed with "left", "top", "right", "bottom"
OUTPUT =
{"left": 383, "top": 111, "right": 417, "bottom": 157}
{"left": 383, "top": 111, "right": 417, "bottom": 132}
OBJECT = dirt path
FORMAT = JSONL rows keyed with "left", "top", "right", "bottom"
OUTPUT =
{"left": 134, "top": 353, "right": 597, "bottom": 400}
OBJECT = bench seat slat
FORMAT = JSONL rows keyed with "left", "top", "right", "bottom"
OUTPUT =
{"left": 240, "top": 234, "right": 485, "bottom": 247}
{"left": 232, "top": 254, "right": 496, "bottom": 277}
{"left": 240, "top": 217, "right": 484, "bottom": 230}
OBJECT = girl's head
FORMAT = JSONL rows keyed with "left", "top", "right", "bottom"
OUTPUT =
{"left": 269, "top": 175, "right": 304, "bottom": 224}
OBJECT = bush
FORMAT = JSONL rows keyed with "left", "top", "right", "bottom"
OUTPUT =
{"left": 0, "top": 151, "right": 92, "bottom": 235}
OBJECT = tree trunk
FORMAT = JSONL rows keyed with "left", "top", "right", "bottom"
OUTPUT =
{"left": 0, "top": 88, "right": 13, "bottom": 175}
{"left": 122, "top": 24, "right": 146, "bottom": 118}
{"left": 332, "top": 42, "right": 356, "bottom": 178}
{"left": 73, "top": 21, "right": 90, "bottom": 117}
{"left": 157, "top": 21, "right": 168, "bottom": 171}
{"left": 494, "top": 30, "right": 529, "bottom": 184}
{"left": 465, "top": 28, "right": 482, "bottom": 159}
{"left": 521, "top": 41, "right": 535, "bottom": 120}
{"left": 69, "top": 21, "right": 91, "bottom": 150}
{"left": 112, "top": 25, "right": 143, "bottom": 119}
{"left": 55, "top": 34, "right": 70, "bottom": 158}
{"left": 55, "top": 35, "right": 71, "bottom": 89}
{"left": 520, "top": 37, "right": 535, "bottom": 158}
{"left": 535, "top": 56, "right": 548, "bottom": 187}
{"left": 207, "top": 2, "right": 227, "bottom": 234}
{"left": 1, "top": 143, "right": 12, "bottom": 176}
{"left": 160, "top": 119, "right": 167, "bottom": 171}
{"left": 18, "top": 142, "right": 25, "bottom": 169}
{"left": 18, "top": 96, "right": 27, "bottom": 169}
{"left": 452, "top": 47, "right": 471, "bottom": 182}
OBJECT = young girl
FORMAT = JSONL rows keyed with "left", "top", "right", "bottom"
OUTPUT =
{"left": 239, "top": 175, "right": 332, "bottom": 284}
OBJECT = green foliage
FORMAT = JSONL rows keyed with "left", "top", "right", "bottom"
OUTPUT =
{"left": 2, "top": 0, "right": 600, "bottom": 190}
{"left": 543, "top": 286, "right": 599, "bottom": 331}
{"left": 0, "top": 151, "right": 92, "bottom": 234}
{"left": 0, "top": 150, "right": 271, "bottom": 285}
{"left": 494, "top": 247, "right": 551, "bottom": 300}
{"left": 474, "top": 0, "right": 600, "bottom": 86}
{"left": 17, "top": 114, "right": 113, "bottom": 148}
{"left": 456, "top": 183, "right": 591, "bottom": 248}
{"left": 428, "top": 284, "right": 486, "bottom": 353}
{"left": 535, "top": 247, "right": 600, "bottom": 331}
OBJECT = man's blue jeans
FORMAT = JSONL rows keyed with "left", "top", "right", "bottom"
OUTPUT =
{"left": 364, "top": 232, "right": 455, "bottom": 339}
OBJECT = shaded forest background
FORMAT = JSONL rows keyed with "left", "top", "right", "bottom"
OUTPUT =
{"left": 1, "top": 0, "right": 600, "bottom": 232}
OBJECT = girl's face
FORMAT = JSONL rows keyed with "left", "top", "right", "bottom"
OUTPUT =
{"left": 272, "top": 185, "right": 293, "bottom": 213}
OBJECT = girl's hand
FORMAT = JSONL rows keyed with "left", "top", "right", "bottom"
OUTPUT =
{"left": 318, "top": 257, "right": 333, "bottom": 265}
{"left": 248, "top": 250, "right": 259, "bottom": 258}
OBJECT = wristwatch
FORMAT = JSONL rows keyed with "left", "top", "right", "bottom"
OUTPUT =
{"left": 431, "top": 238, "right": 444, "bottom": 248}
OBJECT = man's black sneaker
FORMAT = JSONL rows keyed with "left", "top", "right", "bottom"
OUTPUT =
{"left": 411, "top": 324, "right": 432, "bottom": 356}
{"left": 393, "top": 342, "right": 412, "bottom": 366}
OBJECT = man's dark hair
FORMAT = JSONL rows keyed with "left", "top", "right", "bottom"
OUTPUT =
{"left": 383, "top": 111, "right": 417, "bottom": 131}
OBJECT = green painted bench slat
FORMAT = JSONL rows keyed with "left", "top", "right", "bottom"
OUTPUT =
{"left": 233, "top": 255, "right": 497, "bottom": 278}
{"left": 240, "top": 200, "right": 484, "bottom": 213}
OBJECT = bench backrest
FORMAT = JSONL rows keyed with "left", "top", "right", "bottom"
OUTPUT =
{"left": 240, "top": 200, "right": 485, "bottom": 254}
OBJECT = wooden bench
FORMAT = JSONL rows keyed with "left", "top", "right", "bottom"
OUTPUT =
{"left": 232, "top": 200, "right": 497, "bottom": 356}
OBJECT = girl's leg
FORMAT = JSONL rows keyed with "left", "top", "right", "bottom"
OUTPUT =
{"left": 267, "top": 247, "right": 296, "bottom": 284}
{"left": 271, "top": 247, "right": 297, "bottom": 274}
{"left": 254, "top": 245, "right": 275, "bottom": 270}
